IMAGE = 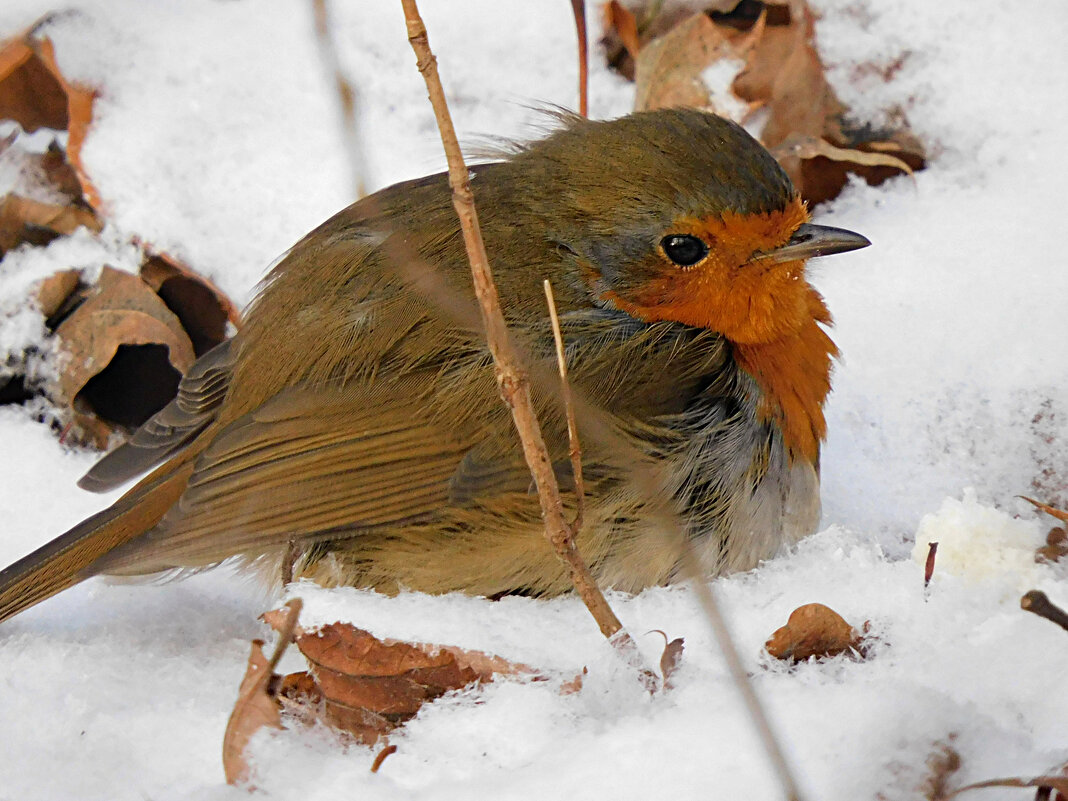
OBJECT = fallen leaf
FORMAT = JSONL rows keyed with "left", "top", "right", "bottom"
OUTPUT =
{"left": 765, "top": 602, "right": 865, "bottom": 662}
{"left": 223, "top": 599, "right": 301, "bottom": 787}
{"left": 1036, "top": 527, "right": 1068, "bottom": 564}
{"left": 0, "top": 24, "right": 100, "bottom": 208}
{"left": 659, "top": 634, "right": 684, "bottom": 689}
{"left": 635, "top": 13, "right": 740, "bottom": 113}
{"left": 261, "top": 612, "right": 536, "bottom": 740}
{"left": 622, "top": 1, "right": 924, "bottom": 203}
{"left": 140, "top": 248, "right": 240, "bottom": 356}
{"left": 0, "top": 193, "right": 100, "bottom": 254}
{"left": 35, "top": 269, "right": 81, "bottom": 320}
{"left": 605, "top": 1, "right": 641, "bottom": 60}
{"left": 222, "top": 640, "right": 284, "bottom": 786}
{"left": 54, "top": 266, "right": 196, "bottom": 445}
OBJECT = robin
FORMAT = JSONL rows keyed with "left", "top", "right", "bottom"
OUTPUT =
{"left": 0, "top": 108, "right": 868, "bottom": 622}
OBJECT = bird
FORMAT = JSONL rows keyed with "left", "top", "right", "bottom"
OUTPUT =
{"left": 0, "top": 108, "right": 869, "bottom": 623}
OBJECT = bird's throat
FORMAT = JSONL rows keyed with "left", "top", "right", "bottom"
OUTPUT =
{"left": 731, "top": 288, "right": 837, "bottom": 465}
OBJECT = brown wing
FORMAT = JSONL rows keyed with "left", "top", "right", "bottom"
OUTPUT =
{"left": 91, "top": 380, "right": 479, "bottom": 574}
{"left": 78, "top": 340, "right": 235, "bottom": 492}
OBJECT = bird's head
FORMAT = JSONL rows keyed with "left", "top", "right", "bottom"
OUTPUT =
{"left": 511, "top": 108, "right": 869, "bottom": 345}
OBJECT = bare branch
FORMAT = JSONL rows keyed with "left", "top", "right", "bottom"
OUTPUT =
{"left": 310, "top": 0, "right": 367, "bottom": 199}
{"left": 399, "top": 0, "right": 628, "bottom": 644}
{"left": 569, "top": 0, "right": 589, "bottom": 117}
{"left": 678, "top": 542, "right": 807, "bottom": 801}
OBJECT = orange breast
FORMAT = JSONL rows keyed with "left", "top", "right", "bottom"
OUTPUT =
{"left": 732, "top": 287, "right": 837, "bottom": 464}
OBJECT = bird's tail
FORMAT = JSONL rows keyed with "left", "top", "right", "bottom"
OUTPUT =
{"left": 0, "top": 462, "right": 193, "bottom": 623}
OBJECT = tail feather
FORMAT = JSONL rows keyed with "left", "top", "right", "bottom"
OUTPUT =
{"left": 0, "top": 462, "right": 193, "bottom": 623}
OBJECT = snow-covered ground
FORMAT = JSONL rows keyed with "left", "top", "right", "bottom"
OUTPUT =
{"left": 0, "top": 1, "right": 1066, "bottom": 798}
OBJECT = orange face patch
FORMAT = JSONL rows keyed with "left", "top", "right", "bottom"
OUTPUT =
{"left": 597, "top": 196, "right": 837, "bottom": 462}
{"left": 601, "top": 196, "right": 811, "bottom": 345}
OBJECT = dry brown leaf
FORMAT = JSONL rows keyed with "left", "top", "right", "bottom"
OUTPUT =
{"left": 54, "top": 266, "right": 196, "bottom": 445}
{"left": 765, "top": 602, "right": 865, "bottom": 662}
{"left": 0, "top": 28, "right": 100, "bottom": 208}
{"left": 261, "top": 612, "right": 536, "bottom": 740}
{"left": 1036, "top": 527, "right": 1068, "bottom": 564}
{"left": 35, "top": 269, "right": 81, "bottom": 320}
{"left": 222, "top": 640, "right": 284, "bottom": 786}
{"left": 605, "top": 1, "right": 641, "bottom": 60}
{"left": 635, "top": 13, "right": 734, "bottom": 112}
{"left": 139, "top": 248, "right": 240, "bottom": 356}
{"left": 0, "top": 193, "right": 100, "bottom": 254}
{"left": 623, "top": 1, "right": 924, "bottom": 204}
{"left": 223, "top": 599, "right": 301, "bottom": 787}
{"left": 650, "top": 630, "right": 684, "bottom": 689}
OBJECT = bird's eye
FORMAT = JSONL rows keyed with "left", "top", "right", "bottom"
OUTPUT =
{"left": 660, "top": 234, "right": 709, "bottom": 267}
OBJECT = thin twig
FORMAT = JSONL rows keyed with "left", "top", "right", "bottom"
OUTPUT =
{"left": 266, "top": 598, "right": 302, "bottom": 673}
{"left": 1021, "top": 590, "right": 1068, "bottom": 633}
{"left": 310, "top": 0, "right": 367, "bottom": 199}
{"left": 370, "top": 744, "right": 397, "bottom": 773}
{"left": 678, "top": 541, "right": 806, "bottom": 801}
{"left": 399, "top": 0, "right": 628, "bottom": 644}
{"left": 543, "top": 280, "right": 585, "bottom": 531}
{"left": 569, "top": 0, "right": 589, "bottom": 117}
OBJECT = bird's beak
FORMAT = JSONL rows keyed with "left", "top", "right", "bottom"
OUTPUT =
{"left": 751, "top": 223, "right": 871, "bottom": 264}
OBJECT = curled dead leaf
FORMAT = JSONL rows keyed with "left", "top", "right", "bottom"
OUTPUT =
{"left": 0, "top": 193, "right": 100, "bottom": 254}
{"left": 605, "top": 1, "right": 641, "bottom": 61}
{"left": 623, "top": 0, "right": 925, "bottom": 204}
{"left": 0, "top": 24, "right": 100, "bottom": 208}
{"left": 222, "top": 639, "right": 284, "bottom": 787}
{"left": 765, "top": 602, "right": 866, "bottom": 662}
{"left": 223, "top": 599, "right": 302, "bottom": 787}
{"left": 54, "top": 266, "right": 195, "bottom": 445}
{"left": 261, "top": 612, "right": 536, "bottom": 741}
{"left": 35, "top": 269, "right": 81, "bottom": 320}
{"left": 139, "top": 247, "right": 240, "bottom": 356}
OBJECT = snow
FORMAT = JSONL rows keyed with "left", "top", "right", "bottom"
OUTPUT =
{"left": 1, "top": 0, "right": 1067, "bottom": 799}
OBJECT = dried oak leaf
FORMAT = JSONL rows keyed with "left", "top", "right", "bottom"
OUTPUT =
{"left": 0, "top": 193, "right": 100, "bottom": 255}
{"left": 0, "top": 25, "right": 100, "bottom": 208}
{"left": 139, "top": 247, "right": 241, "bottom": 357}
{"left": 765, "top": 602, "right": 866, "bottom": 662}
{"left": 54, "top": 266, "right": 195, "bottom": 445}
{"left": 262, "top": 611, "right": 535, "bottom": 742}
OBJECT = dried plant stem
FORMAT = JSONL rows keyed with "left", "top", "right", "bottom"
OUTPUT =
{"left": 310, "top": 0, "right": 367, "bottom": 199}
{"left": 924, "top": 541, "right": 938, "bottom": 589}
{"left": 543, "top": 280, "right": 585, "bottom": 531}
{"left": 678, "top": 542, "right": 806, "bottom": 801}
{"left": 1021, "top": 590, "right": 1068, "bottom": 633}
{"left": 569, "top": 0, "right": 589, "bottom": 117}
{"left": 399, "top": 0, "right": 626, "bottom": 643}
